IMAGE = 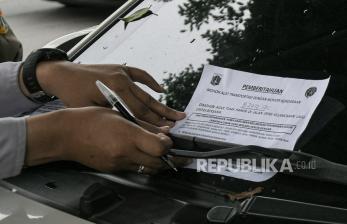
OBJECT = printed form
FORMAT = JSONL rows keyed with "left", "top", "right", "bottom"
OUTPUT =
{"left": 171, "top": 65, "right": 330, "bottom": 150}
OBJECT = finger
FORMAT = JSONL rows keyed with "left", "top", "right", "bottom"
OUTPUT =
{"left": 135, "top": 131, "right": 173, "bottom": 157}
{"left": 137, "top": 119, "right": 171, "bottom": 134}
{"left": 128, "top": 149, "right": 166, "bottom": 170}
{"left": 118, "top": 90, "right": 173, "bottom": 126}
{"left": 137, "top": 119, "right": 162, "bottom": 133}
{"left": 130, "top": 84, "right": 186, "bottom": 121}
{"left": 159, "top": 126, "right": 171, "bottom": 134}
{"left": 123, "top": 66, "right": 163, "bottom": 93}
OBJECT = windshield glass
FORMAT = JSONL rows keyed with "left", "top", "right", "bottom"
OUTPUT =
{"left": 76, "top": 0, "right": 347, "bottom": 164}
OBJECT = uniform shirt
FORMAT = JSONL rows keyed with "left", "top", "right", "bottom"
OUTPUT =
{"left": 0, "top": 62, "right": 40, "bottom": 179}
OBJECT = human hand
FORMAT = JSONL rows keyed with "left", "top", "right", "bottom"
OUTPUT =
{"left": 25, "top": 107, "right": 189, "bottom": 174}
{"left": 22, "top": 61, "right": 186, "bottom": 127}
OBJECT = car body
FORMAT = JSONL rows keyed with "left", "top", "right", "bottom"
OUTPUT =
{"left": 1, "top": 0, "right": 347, "bottom": 223}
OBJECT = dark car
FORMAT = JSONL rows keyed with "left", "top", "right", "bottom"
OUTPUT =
{"left": 2, "top": 0, "right": 347, "bottom": 223}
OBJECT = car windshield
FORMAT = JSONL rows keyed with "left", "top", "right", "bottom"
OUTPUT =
{"left": 76, "top": 0, "right": 347, "bottom": 164}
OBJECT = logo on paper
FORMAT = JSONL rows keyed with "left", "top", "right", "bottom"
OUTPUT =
{"left": 305, "top": 87, "right": 317, "bottom": 98}
{"left": 211, "top": 73, "right": 222, "bottom": 86}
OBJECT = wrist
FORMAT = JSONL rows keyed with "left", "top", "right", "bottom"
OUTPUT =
{"left": 25, "top": 109, "right": 67, "bottom": 166}
{"left": 18, "top": 61, "right": 60, "bottom": 99}
{"left": 21, "top": 48, "right": 69, "bottom": 103}
{"left": 36, "top": 60, "right": 71, "bottom": 96}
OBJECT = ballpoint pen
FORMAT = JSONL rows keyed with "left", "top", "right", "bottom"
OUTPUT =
{"left": 96, "top": 80, "right": 178, "bottom": 172}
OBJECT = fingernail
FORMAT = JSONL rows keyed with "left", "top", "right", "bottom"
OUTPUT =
{"left": 174, "top": 110, "right": 186, "bottom": 117}
{"left": 161, "top": 126, "right": 171, "bottom": 133}
{"left": 167, "top": 121, "right": 175, "bottom": 127}
{"left": 158, "top": 133, "right": 169, "bottom": 141}
{"left": 178, "top": 112, "right": 186, "bottom": 118}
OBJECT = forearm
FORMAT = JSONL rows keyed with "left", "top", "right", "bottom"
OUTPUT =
{"left": 0, "top": 109, "right": 67, "bottom": 179}
{"left": 25, "top": 109, "right": 65, "bottom": 166}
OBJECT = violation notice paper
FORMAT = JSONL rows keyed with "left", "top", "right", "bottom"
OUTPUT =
{"left": 171, "top": 65, "right": 330, "bottom": 151}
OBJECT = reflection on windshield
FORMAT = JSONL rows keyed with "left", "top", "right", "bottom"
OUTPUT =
{"left": 77, "top": 0, "right": 347, "bottom": 164}
{"left": 160, "top": 0, "right": 347, "bottom": 165}
{"left": 161, "top": 0, "right": 347, "bottom": 109}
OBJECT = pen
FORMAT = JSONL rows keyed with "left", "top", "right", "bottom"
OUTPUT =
{"left": 96, "top": 80, "right": 178, "bottom": 172}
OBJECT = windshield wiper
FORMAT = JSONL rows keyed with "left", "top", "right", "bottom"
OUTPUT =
{"left": 170, "top": 145, "right": 347, "bottom": 186}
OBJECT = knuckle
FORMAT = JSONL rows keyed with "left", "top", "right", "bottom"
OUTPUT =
{"left": 109, "top": 73, "right": 130, "bottom": 90}
{"left": 152, "top": 145, "right": 167, "bottom": 157}
{"left": 154, "top": 103, "right": 172, "bottom": 117}
{"left": 121, "top": 65, "right": 130, "bottom": 74}
{"left": 117, "top": 72, "right": 129, "bottom": 80}
{"left": 162, "top": 106, "right": 172, "bottom": 115}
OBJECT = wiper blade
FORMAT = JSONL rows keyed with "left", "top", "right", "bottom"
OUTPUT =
{"left": 170, "top": 145, "right": 347, "bottom": 186}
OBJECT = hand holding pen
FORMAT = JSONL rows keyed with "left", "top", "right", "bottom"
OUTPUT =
{"left": 96, "top": 80, "right": 178, "bottom": 172}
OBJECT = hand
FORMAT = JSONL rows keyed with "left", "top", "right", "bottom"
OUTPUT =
{"left": 25, "top": 107, "right": 189, "bottom": 174}
{"left": 30, "top": 61, "right": 186, "bottom": 126}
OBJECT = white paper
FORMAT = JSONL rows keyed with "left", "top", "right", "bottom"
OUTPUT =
{"left": 171, "top": 64, "right": 330, "bottom": 150}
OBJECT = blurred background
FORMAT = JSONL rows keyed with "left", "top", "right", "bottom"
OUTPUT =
{"left": 1, "top": 0, "right": 118, "bottom": 57}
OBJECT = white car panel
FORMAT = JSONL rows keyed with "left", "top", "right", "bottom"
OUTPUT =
{"left": 0, "top": 186, "right": 93, "bottom": 224}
